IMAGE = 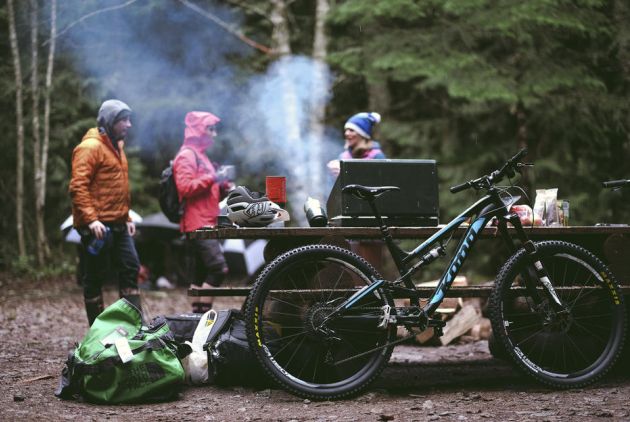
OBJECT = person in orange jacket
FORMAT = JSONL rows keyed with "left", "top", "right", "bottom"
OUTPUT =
{"left": 69, "top": 99, "right": 142, "bottom": 325}
{"left": 173, "top": 111, "right": 231, "bottom": 312}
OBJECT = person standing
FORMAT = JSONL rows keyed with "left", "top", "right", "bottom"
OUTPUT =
{"left": 69, "top": 99, "right": 142, "bottom": 325}
{"left": 327, "top": 111, "right": 387, "bottom": 270}
{"left": 327, "top": 112, "right": 385, "bottom": 176}
{"left": 173, "top": 111, "right": 230, "bottom": 313}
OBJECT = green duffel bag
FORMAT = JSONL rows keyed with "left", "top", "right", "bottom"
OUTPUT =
{"left": 55, "top": 298, "right": 185, "bottom": 404}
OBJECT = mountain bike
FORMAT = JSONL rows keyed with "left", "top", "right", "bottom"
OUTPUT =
{"left": 245, "top": 149, "right": 627, "bottom": 400}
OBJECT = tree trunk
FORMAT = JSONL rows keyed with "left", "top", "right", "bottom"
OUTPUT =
{"left": 8, "top": 0, "right": 27, "bottom": 258}
{"left": 270, "top": 0, "right": 306, "bottom": 221}
{"left": 40, "top": 0, "right": 56, "bottom": 262}
{"left": 308, "top": 0, "right": 330, "bottom": 200}
{"left": 30, "top": 0, "right": 46, "bottom": 266}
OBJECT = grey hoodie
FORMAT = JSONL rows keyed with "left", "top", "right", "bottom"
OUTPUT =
{"left": 97, "top": 99, "right": 132, "bottom": 141}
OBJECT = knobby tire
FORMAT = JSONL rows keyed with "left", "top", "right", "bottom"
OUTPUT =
{"left": 245, "top": 245, "right": 396, "bottom": 400}
{"left": 490, "top": 241, "right": 627, "bottom": 388}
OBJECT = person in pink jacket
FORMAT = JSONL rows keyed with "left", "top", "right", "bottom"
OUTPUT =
{"left": 173, "top": 111, "right": 231, "bottom": 312}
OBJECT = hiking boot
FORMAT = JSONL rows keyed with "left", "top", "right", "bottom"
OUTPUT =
{"left": 84, "top": 294, "right": 104, "bottom": 326}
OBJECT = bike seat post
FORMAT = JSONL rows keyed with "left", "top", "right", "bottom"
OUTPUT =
{"left": 366, "top": 197, "right": 408, "bottom": 272}
{"left": 366, "top": 198, "right": 386, "bottom": 229}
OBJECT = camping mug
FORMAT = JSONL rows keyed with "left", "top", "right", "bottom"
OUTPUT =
{"left": 266, "top": 176, "right": 286, "bottom": 208}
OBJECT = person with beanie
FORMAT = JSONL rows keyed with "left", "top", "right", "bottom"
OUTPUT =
{"left": 327, "top": 111, "right": 387, "bottom": 271}
{"left": 327, "top": 112, "right": 386, "bottom": 176}
{"left": 69, "top": 99, "right": 142, "bottom": 325}
{"left": 173, "top": 111, "right": 232, "bottom": 313}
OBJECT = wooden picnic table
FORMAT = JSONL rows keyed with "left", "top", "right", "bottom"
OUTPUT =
{"left": 187, "top": 225, "right": 630, "bottom": 297}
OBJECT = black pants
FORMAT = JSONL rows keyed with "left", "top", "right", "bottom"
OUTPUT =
{"left": 186, "top": 238, "right": 227, "bottom": 287}
{"left": 80, "top": 224, "right": 140, "bottom": 300}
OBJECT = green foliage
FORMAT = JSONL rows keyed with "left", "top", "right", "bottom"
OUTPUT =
{"left": 9, "top": 253, "right": 75, "bottom": 279}
{"left": 328, "top": 0, "right": 630, "bottom": 226}
{"left": 1, "top": 0, "right": 629, "bottom": 282}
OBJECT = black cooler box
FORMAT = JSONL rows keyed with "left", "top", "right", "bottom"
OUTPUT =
{"left": 326, "top": 159, "right": 439, "bottom": 227}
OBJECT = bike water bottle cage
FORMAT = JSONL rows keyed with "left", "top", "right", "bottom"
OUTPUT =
{"left": 342, "top": 184, "right": 400, "bottom": 201}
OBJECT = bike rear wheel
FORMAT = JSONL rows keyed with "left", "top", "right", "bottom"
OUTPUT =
{"left": 490, "top": 241, "right": 626, "bottom": 388}
{"left": 245, "top": 245, "right": 396, "bottom": 400}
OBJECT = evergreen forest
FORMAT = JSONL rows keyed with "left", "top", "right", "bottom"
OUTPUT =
{"left": 1, "top": 0, "right": 629, "bottom": 276}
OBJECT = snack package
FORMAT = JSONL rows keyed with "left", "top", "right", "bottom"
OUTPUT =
{"left": 533, "top": 189, "right": 559, "bottom": 226}
{"left": 509, "top": 204, "right": 541, "bottom": 226}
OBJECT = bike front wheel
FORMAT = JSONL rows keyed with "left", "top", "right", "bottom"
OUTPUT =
{"left": 490, "top": 240, "right": 627, "bottom": 388}
{"left": 245, "top": 244, "right": 396, "bottom": 400}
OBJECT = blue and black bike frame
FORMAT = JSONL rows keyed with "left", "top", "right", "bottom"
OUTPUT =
{"left": 331, "top": 185, "right": 547, "bottom": 323}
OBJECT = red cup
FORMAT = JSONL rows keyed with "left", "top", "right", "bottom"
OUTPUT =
{"left": 266, "top": 176, "right": 286, "bottom": 208}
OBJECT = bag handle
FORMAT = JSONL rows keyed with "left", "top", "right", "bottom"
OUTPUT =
{"left": 74, "top": 335, "right": 172, "bottom": 375}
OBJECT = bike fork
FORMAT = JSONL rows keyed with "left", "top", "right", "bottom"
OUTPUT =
{"left": 505, "top": 215, "right": 564, "bottom": 309}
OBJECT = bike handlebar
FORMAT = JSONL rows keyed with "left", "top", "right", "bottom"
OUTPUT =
{"left": 450, "top": 181, "right": 472, "bottom": 194}
{"left": 602, "top": 179, "right": 630, "bottom": 188}
{"left": 449, "top": 148, "right": 528, "bottom": 194}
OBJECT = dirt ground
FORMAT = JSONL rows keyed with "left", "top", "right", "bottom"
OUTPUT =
{"left": 2, "top": 275, "right": 630, "bottom": 421}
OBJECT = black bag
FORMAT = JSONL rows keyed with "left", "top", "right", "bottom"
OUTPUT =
{"left": 205, "top": 310, "right": 269, "bottom": 387}
{"left": 158, "top": 162, "right": 182, "bottom": 223}
{"left": 158, "top": 148, "right": 199, "bottom": 223}
{"left": 164, "top": 313, "right": 203, "bottom": 344}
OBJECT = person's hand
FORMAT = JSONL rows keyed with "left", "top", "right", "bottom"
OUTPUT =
{"left": 127, "top": 221, "right": 136, "bottom": 237}
{"left": 327, "top": 160, "right": 340, "bottom": 176}
{"left": 88, "top": 220, "right": 107, "bottom": 239}
{"left": 223, "top": 181, "right": 235, "bottom": 191}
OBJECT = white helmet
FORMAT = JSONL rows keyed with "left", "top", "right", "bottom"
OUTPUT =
{"left": 226, "top": 186, "right": 290, "bottom": 227}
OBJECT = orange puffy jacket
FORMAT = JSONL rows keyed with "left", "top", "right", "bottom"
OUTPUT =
{"left": 69, "top": 128, "right": 131, "bottom": 227}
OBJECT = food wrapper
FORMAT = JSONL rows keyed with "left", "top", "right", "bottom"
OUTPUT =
{"left": 509, "top": 204, "right": 541, "bottom": 226}
{"left": 533, "top": 188, "right": 559, "bottom": 226}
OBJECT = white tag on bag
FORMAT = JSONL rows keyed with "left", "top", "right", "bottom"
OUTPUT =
{"left": 115, "top": 337, "right": 134, "bottom": 363}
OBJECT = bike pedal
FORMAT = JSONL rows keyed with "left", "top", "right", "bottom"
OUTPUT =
{"left": 427, "top": 318, "right": 446, "bottom": 328}
{"left": 425, "top": 318, "right": 446, "bottom": 337}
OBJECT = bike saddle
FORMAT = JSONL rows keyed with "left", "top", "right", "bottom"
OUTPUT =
{"left": 342, "top": 184, "right": 400, "bottom": 200}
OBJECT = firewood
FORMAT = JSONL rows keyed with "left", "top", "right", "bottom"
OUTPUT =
{"left": 439, "top": 304, "right": 482, "bottom": 346}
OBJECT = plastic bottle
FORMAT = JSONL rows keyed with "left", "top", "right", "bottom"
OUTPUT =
{"left": 87, "top": 227, "right": 111, "bottom": 256}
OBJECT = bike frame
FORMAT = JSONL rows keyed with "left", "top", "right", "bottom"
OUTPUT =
{"left": 334, "top": 186, "right": 530, "bottom": 320}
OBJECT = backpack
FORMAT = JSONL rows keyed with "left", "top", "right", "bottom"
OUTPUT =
{"left": 159, "top": 147, "right": 199, "bottom": 223}
{"left": 166, "top": 309, "right": 270, "bottom": 387}
{"left": 55, "top": 299, "right": 185, "bottom": 404}
{"left": 205, "top": 309, "right": 270, "bottom": 387}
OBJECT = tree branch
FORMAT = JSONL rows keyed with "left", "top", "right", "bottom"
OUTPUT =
{"left": 177, "top": 0, "right": 271, "bottom": 55}
{"left": 223, "top": 0, "right": 271, "bottom": 23}
{"left": 43, "top": 0, "right": 139, "bottom": 46}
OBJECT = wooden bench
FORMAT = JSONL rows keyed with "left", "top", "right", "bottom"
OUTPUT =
{"left": 187, "top": 225, "right": 630, "bottom": 298}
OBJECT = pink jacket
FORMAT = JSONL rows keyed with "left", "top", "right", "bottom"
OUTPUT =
{"left": 173, "top": 112, "right": 221, "bottom": 232}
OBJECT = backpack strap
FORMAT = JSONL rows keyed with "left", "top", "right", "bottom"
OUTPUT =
{"left": 177, "top": 146, "right": 202, "bottom": 170}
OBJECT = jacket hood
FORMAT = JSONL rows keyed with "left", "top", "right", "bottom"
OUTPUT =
{"left": 97, "top": 99, "right": 131, "bottom": 140}
{"left": 184, "top": 111, "right": 220, "bottom": 148}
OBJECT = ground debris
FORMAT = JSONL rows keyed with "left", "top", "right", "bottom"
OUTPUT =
{"left": 1, "top": 276, "right": 630, "bottom": 420}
